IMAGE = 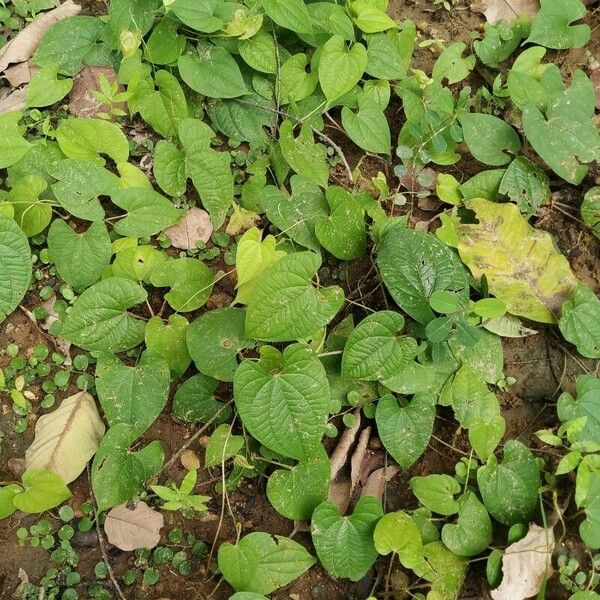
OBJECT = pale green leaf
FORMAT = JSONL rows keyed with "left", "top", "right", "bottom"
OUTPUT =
{"left": 0, "top": 215, "right": 31, "bottom": 322}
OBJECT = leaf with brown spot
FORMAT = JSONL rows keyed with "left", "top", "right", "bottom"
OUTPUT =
{"left": 104, "top": 501, "right": 164, "bottom": 551}
{"left": 164, "top": 207, "right": 213, "bottom": 250}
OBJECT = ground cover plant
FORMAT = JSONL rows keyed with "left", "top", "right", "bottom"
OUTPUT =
{"left": 0, "top": 0, "right": 599, "bottom": 598}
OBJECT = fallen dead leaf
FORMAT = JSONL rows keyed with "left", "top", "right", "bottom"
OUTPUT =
{"left": 180, "top": 449, "right": 201, "bottom": 471}
{"left": 361, "top": 465, "right": 399, "bottom": 500}
{"left": 491, "top": 524, "right": 555, "bottom": 600}
{"left": 350, "top": 425, "right": 372, "bottom": 494}
{"left": 4, "top": 62, "right": 36, "bottom": 87}
{"left": 69, "top": 65, "right": 125, "bottom": 118}
{"left": 104, "top": 501, "right": 164, "bottom": 552}
{"left": 330, "top": 409, "right": 361, "bottom": 481}
{"left": 472, "top": 0, "right": 538, "bottom": 24}
{"left": 591, "top": 68, "right": 600, "bottom": 109}
{"left": 0, "top": 87, "right": 27, "bottom": 115}
{"left": 13, "top": 568, "right": 29, "bottom": 598}
{"left": 164, "top": 207, "right": 213, "bottom": 250}
{"left": 0, "top": 0, "right": 81, "bottom": 73}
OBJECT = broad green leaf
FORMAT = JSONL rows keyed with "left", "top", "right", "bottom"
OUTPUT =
{"left": 234, "top": 344, "right": 330, "bottom": 460}
{"left": 55, "top": 117, "right": 129, "bottom": 166}
{"left": 6, "top": 175, "right": 52, "bottom": 237}
{"left": 111, "top": 188, "right": 182, "bottom": 237}
{"left": 33, "top": 15, "right": 108, "bottom": 76}
{"left": 301, "top": 2, "right": 356, "bottom": 46}
{"left": 235, "top": 228, "right": 287, "bottom": 305}
{"left": 458, "top": 113, "right": 521, "bottom": 166}
{"left": 92, "top": 424, "right": 163, "bottom": 512}
{"left": 499, "top": 156, "right": 550, "bottom": 217}
{"left": 0, "top": 484, "right": 22, "bottom": 519}
{"left": 0, "top": 215, "right": 31, "bottom": 322}
{"left": 112, "top": 244, "right": 167, "bottom": 283}
{"left": 559, "top": 286, "right": 600, "bottom": 359}
{"left": 376, "top": 393, "right": 435, "bottom": 469}
{"left": 474, "top": 20, "right": 529, "bottom": 66}
{"left": 230, "top": 594, "right": 269, "bottom": 600}
{"left": 460, "top": 168, "right": 505, "bottom": 201}
{"left": 59, "top": 277, "right": 147, "bottom": 352}
{"left": 106, "top": 0, "right": 160, "bottom": 45}
{"left": 149, "top": 257, "right": 214, "bottom": 312}
{"left": 557, "top": 374, "right": 600, "bottom": 445}
{"left": 153, "top": 140, "right": 186, "bottom": 197}
{"left": 432, "top": 42, "right": 475, "bottom": 84}
{"left": 178, "top": 43, "right": 248, "bottom": 99}
{"left": 522, "top": 68, "right": 600, "bottom": 184}
{"left": 373, "top": 511, "right": 426, "bottom": 571}
{"left": 218, "top": 532, "right": 316, "bottom": 594}
{"left": 25, "top": 391, "right": 105, "bottom": 484}
{"left": 239, "top": 28, "right": 278, "bottom": 74}
{"left": 144, "top": 17, "right": 186, "bottom": 65}
{"left": 95, "top": 351, "right": 170, "bottom": 438}
{"left": 204, "top": 424, "right": 244, "bottom": 468}
{"left": 527, "top": 0, "right": 590, "bottom": 49}
{"left": 267, "top": 451, "right": 330, "bottom": 520}
{"left": 341, "top": 94, "right": 391, "bottom": 155}
{"left": 580, "top": 476, "right": 600, "bottom": 549}
{"left": 279, "top": 120, "right": 329, "bottom": 188}
{"left": 420, "top": 541, "right": 467, "bottom": 598}
{"left": 314, "top": 186, "right": 367, "bottom": 260}
{"left": 164, "top": 0, "right": 222, "bottom": 32}
{"left": 187, "top": 307, "right": 254, "bottom": 382}
{"left": 410, "top": 474, "right": 460, "bottom": 516}
{"left": 12, "top": 469, "right": 71, "bottom": 514}
{"left": 311, "top": 496, "right": 383, "bottom": 581}
{"left": 0, "top": 112, "right": 31, "bottom": 169}
{"left": 145, "top": 315, "right": 191, "bottom": 378}
{"left": 441, "top": 492, "right": 492, "bottom": 556}
{"left": 262, "top": 0, "right": 313, "bottom": 34}
{"left": 453, "top": 198, "right": 578, "bottom": 323}
{"left": 172, "top": 374, "right": 227, "bottom": 423}
{"left": 47, "top": 220, "right": 112, "bottom": 292}
{"left": 318, "top": 35, "right": 367, "bottom": 103}
{"left": 348, "top": 1, "right": 397, "bottom": 33}
{"left": 259, "top": 175, "right": 328, "bottom": 252}
{"left": 48, "top": 159, "right": 119, "bottom": 220}
{"left": 26, "top": 64, "right": 73, "bottom": 108}
{"left": 507, "top": 46, "right": 551, "bottom": 110}
{"left": 365, "top": 21, "right": 416, "bottom": 80}
{"left": 245, "top": 252, "right": 344, "bottom": 342}
{"left": 279, "top": 53, "right": 318, "bottom": 104}
{"left": 477, "top": 440, "right": 540, "bottom": 526}
{"left": 377, "top": 227, "right": 469, "bottom": 324}
{"left": 341, "top": 311, "right": 418, "bottom": 381}
{"left": 581, "top": 187, "right": 600, "bottom": 239}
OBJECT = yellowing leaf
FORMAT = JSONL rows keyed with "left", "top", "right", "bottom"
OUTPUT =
{"left": 25, "top": 391, "right": 105, "bottom": 484}
{"left": 104, "top": 501, "right": 164, "bottom": 551}
{"left": 453, "top": 198, "right": 578, "bottom": 323}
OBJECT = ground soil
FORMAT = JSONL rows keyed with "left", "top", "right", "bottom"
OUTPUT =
{"left": 1, "top": 0, "right": 600, "bottom": 599}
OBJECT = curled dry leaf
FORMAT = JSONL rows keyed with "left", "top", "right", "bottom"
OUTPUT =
{"left": 329, "top": 409, "right": 361, "bottom": 481}
{"left": 361, "top": 465, "right": 400, "bottom": 500}
{"left": 4, "top": 62, "right": 36, "bottom": 88}
{"left": 472, "top": 0, "right": 538, "bottom": 24}
{"left": 0, "top": 0, "right": 81, "bottom": 73}
{"left": 104, "top": 501, "right": 164, "bottom": 551}
{"left": 25, "top": 391, "right": 105, "bottom": 484}
{"left": 491, "top": 524, "right": 555, "bottom": 600}
{"left": 69, "top": 66, "right": 124, "bottom": 118}
{"left": 164, "top": 207, "right": 213, "bottom": 250}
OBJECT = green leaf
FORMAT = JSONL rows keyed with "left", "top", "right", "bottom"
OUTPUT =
{"left": 0, "top": 113, "right": 31, "bottom": 169}
{"left": 164, "top": 0, "right": 222, "bottom": 32}
{"left": 172, "top": 373, "right": 227, "bottom": 423}
{"left": 499, "top": 156, "right": 550, "bottom": 217}
{"left": 377, "top": 227, "right": 469, "bottom": 324}
{"left": 178, "top": 43, "right": 248, "bottom": 99}
{"left": 373, "top": 511, "right": 425, "bottom": 571}
{"left": 0, "top": 484, "right": 22, "bottom": 519}
{"left": 144, "top": 17, "right": 186, "bottom": 65}
{"left": 432, "top": 42, "right": 475, "bottom": 84}
{"left": 6, "top": 175, "right": 52, "bottom": 237}
{"left": 112, "top": 244, "right": 167, "bottom": 283}
{"left": 341, "top": 311, "right": 418, "bottom": 381}
{"left": 581, "top": 186, "right": 600, "bottom": 240}
{"left": 229, "top": 594, "right": 269, "bottom": 600}
{"left": 522, "top": 68, "right": 600, "bottom": 184}
{"left": 259, "top": 175, "right": 328, "bottom": 252}
{"left": 279, "top": 53, "right": 318, "bottom": 104}
{"left": 26, "top": 64, "right": 73, "bottom": 108}
{"left": 234, "top": 344, "right": 330, "bottom": 460}
{"left": 559, "top": 286, "right": 600, "bottom": 359}
{"left": 33, "top": 15, "right": 107, "bottom": 76}
{"left": 245, "top": 252, "right": 344, "bottom": 342}
{"left": 349, "top": 1, "right": 398, "bottom": 33}
{"left": 0, "top": 215, "right": 31, "bottom": 323}
{"left": 187, "top": 307, "right": 254, "bottom": 382}
{"left": 111, "top": 188, "right": 182, "bottom": 237}
{"left": 48, "top": 159, "right": 119, "bottom": 220}
{"left": 441, "top": 492, "right": 493, "bottom": 557}
{"left": 557, "top": 374, "right": 600, "bottom": 445}
{"left": 12, "top": 469, "right": 71, "bottom": 514}
{"left": 279, "top": 121, "right": 329, "bottom": 188}
{"left": 458, "top": 113, "right": 521, "bottom": 166}
{"left": 262, "top": 0, "right": 313, "bottom": 34}
{"left": 153, "top": 141, "right": 187, "bottom": 197}
{"left": 59, "top": 277, "right": 147, "bottom": 352}
{"left": 342, "top": 94, "right": 391, "bottom": 155}
{"left": 365, "top": 21, "right": 415, "bottom": 80}
{"left": 204, "top": 424, "right": 244, "bottom": 468}
{"left": 376, "top": 393, "right": 435, "bottom": 469}
{"left": 267, "top": 452, "right": 330, "bottom": 521}
{"left": 55, "top": 117, "right": 129, "bottom": 166}
{"left": 314, "top": 186, "right": 367, "bottom": 260}
{"left": 95, "top": 350, "right": 170, "bottom": 438}
{"left": 106, "top": 0, "right": 160, "bottom": 45}
{"left": 311, "top": 496, "right": 383, "bottom": 581}
{"left": 47, "top": 220, "right": 112, "bottom": 292}
{"left": 580, "top": 476, "right": 600, "bottom": 549}
{"left": 420, "top": 541, "right": 468, "bottom": 598}
{"left": 239, "top": 28, "right": 278, "bottom": 74}
{"left": 145, "top": 315, "right": 191, "bottom": 378}
{"left": 474, "top": 20, "right": 529, "bottom": 66}
{"left": 477, "top": 440, "right": 540, "bottom": 526}
{"left": 149, "top": 257, "right": 214, "bottom": 312}
{"left": 527, "top": 0, "right": 590, "bottom": 49}
{"left": 410, "top": 474, "right": 460, "bottom": 516}
{"left": 506, "top": 46, "right": 551, "bottom": 110}
{"left": 218, "top": 532, "right": 316, "bottom": 594}
{"left": 318, "top": 35, "right": 367, "bottom": 103}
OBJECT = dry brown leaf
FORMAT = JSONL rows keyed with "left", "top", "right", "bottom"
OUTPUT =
{"left": 0, "top": 87, "right": 27, "bottom": 115}
{"left": 361, "top": 465, "right": 399, "bottom": 500}
{"left": 4, "top": 62, "right": 36, "bottom": 87}
{"left": 164, "top": 207, "right": 213, "bottom": 250}
{"left": 69, "top": 65, "right": 124, "bottom": 118}
{"left": 473, "top": 0, "right": 538, "bottom": 24}
{"left": 0, "top": 0, "right": 81, "bottom": 73}
{"left": 329, "top": 409, "right": 361, "bottom": 481}
{"left": 14, "top": 568, "right": 29, "bottom": 598}
{"left": 350, "top": 425, "right": 371, "bottom": 494}
{"left": 104, "top": 501, "right": 164, "bottom": 551}
{"left": 491, "top": 524, "right": 555, "bottom": 600}
{"left": 180, "top": 449, "right": 201, "bottom": 471}
{"left": 327, "top": 480, "right": 352, "bottom": 514}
